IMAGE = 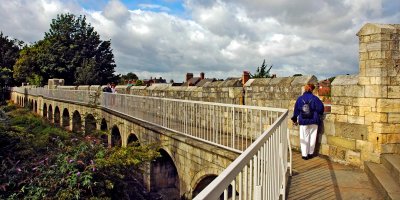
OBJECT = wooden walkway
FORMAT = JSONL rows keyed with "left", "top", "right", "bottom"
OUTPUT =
{"left": 287, "top": 152, "right": 380, "bottom": 200}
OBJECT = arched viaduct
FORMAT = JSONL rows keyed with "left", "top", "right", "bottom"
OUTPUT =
{"left": 11, "top": 91, "right": 239, "bottom": 199}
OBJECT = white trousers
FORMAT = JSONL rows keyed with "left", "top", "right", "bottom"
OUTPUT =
{"left": 299, "top": 124, "right": 318, "bottom": 157}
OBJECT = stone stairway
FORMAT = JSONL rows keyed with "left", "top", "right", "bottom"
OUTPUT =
{"left": 365, "top": 154, "right": 400, "bottom": 200}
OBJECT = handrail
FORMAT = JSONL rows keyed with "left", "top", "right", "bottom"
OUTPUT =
{"left": 193, "top": 111, "right": 289, "bottom": 200}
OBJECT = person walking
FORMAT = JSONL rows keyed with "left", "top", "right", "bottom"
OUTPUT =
{"left": 291, "top": 83, "right": 324, "bottom": 160}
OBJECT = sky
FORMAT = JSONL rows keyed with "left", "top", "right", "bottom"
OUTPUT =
{"left": 0, "top": 0, "right": 399, "bottom": 82}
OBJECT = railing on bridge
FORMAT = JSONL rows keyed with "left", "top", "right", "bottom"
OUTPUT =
{"left": 12, "top": 87, "right": 292, "bottom": 200}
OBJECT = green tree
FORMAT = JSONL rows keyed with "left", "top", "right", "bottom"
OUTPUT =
{"left": 251, "top": 59, "right": 273, "bottom": 78}
{"left": 135, "top": 80, "right": 144, "bottom": 86}
{"left": 0, "top": 32, "right": 23, "bottom": 86}
{"left": 119, "top": 72, "right": 138, "bottom": 84}
{"left": 13, "top": 13, "right": 119, "bottom": 85}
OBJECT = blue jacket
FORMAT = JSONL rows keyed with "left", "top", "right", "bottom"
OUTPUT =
{"left": 291, "top": 92, "right": 324, "bottom": 125}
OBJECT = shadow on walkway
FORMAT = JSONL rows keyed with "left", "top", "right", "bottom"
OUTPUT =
{"left": 286, "top": 151, "right": 379, "bottom": 200}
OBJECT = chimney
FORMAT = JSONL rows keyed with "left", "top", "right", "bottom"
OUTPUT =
{"left": 242, "top": 71, "right": 250, "bottom": 85}
{"left": 200, "top": 72, "right": 205, "bottom": 80}
{"left": 186, "top": 73, "right": 193, "bottom": 82}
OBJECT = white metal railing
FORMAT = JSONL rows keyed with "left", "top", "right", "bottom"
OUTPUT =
{"left": 12, "top": 87, "right": 292, "bottom": 199}
{"left": 101, "top": 92, "right": 286, "bottom": 152}
{"left": 193, "top": 111, "right": 290, "bottom": 200}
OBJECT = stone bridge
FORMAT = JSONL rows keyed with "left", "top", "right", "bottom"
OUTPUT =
{"left": 11, "top": 91, "right": 243, "bottom": 199}
{"left": 11, "top": 88, "right": 287, "bottom": 199}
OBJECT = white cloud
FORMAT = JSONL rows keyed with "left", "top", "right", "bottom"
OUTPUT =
{"left": 0, "top": 0, "right": 399, "bottom": 82}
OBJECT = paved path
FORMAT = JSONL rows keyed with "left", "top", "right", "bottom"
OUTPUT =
{"left": 287, "top": 152, "right": 380, "bottom": 200}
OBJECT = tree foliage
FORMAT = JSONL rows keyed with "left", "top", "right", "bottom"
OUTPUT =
{"left": 0, "top": 104, "right": 160, "bottom": 199}
{"left": 119, "top": 72, "right": 138, "bottom": 84}
{"left": 13, "top": 13, "right": 119, "bottom": 86}
{"left": 0, "top": 32, "right": 23, "bottom": 86}
{"left": 251, "top": 59, "right": 273, "bottom": 78}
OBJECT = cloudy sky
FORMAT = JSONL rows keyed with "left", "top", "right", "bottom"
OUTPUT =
{"left": 1, "top": 0, "right": 399, "bottom": 82}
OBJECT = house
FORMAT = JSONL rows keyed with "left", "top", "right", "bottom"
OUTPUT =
{"left": 182, "top": 72, "right": 215, "bottom": 86}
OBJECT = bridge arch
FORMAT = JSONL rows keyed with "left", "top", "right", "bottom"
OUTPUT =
{"left": 100, "top": 118, "right": 109, "bottom": 146}
{"left": 34, "top": 100, "right": 37, "bottom": 113}
{"left": 85, "top": 114, "right": 97, "bottom": 135}
{"left": 192, "top": 175, "right": 217, "bottom": 198}
{"left": 190, "top": 167, "right": 226, "bottom": 199}
{"left": 48, "top": 104, "right": 53, "bottom": 122}
{"left": 72, "top": 110, "right": 82, "bottom": 133}
{"left": 150, "top": 148, "right": 180, "bottom": 198}
{"left": 43, "top": 103, "right": 48, "bottom": 119}
{"left": 62, "top": 108, "right": 70, "bottom": 129}
{"left": 111, "top": 125, "right": 122, "bottom": 147}
{"left": 54, "top": 106, "right": 61, "bottom": 126}
{"left": 127, "top": 133, "right": 139, "bottom": 146}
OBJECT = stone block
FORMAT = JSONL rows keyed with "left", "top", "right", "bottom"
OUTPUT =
{"left": 327, "top": 135, "right": 356, "bottom": 150}
{"left": 334, "top": 122, "right": 368, "bottom": 140}
{"left": 368, "top": 51, "right": 384, "bottom": 59}
{"left": 344, "top": 85, "right": 365, "bottom": 97}
{"left": 331, "top": 86, "right": 344, "bottom": 96}
{"left": 348, "top": 115, "right": 365, "bottom": 124}
{"left": 366, "top": 42, "right": 382, "bottom": 51}
{"left": 377, "top": 99, "right": 400, "bottom": 112}
{"left": 332, "top": 96, "right": 353, "bottom": 106}
{"left": 365, "top": 85, "right": 387, "bottom": 98}
{"left": 373, "top": 123, "right": 400, "bottom": 134}
{"left": 359, "top": 107, "right": 372, "bottom": 116}
{"left": 331, "top": 75, "right": 359, "bottom": 85}
{"left": 346, "top": 150, "right": 361, "bottom": 166}
{"left": 358, "top": 77, "right": 370, "bottom": 85}
{"left": 388, "top": 113, "right": 400, "bottom": 123}
{"left": 365, "top": 67, "right": 387, "bottom": 77}
{"left": 345, "top": 106, "right": 359, "bottom": 116}
{"left": 356, "top": 140, "right": 373, "bottom": 152}
{"left": 387, "top": 134, "right": 400, "bottom": 144}
{"left": 388, "top": 86, "right": 400, "bottom": 98}
{"left": 353, "top": 97, "right": 376, "bottom": 107}
{"left": 331, "top": 105, "right": 345, "bottom": 114}
{"left": 336, "top": 114, "right": 348, "bottom": 122}
{"left": 370, "top": 77, "right": 389, "bottom": 85}
{"left": 364, "top": 112, "right": 388, "bottom": 125}
{"left": 329, "top": 145, "right": 347, "bottom": 160}
{"left": 359, "top": 36, "right": 370, "bottom": 43}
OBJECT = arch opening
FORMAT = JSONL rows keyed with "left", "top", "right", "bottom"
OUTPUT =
{"left": 54, "top": 106, "right": 61, "bottom": 126}
{"left": 34, "top": 100, "right": 37, "bottom": 113}
{"left": 62, "top": 108, "right": 70, "bottom": 129}
{"left": 193, "top": 175, "right": 238, "bottom": 199}
{"left": 48, "top": 105, "right": 53, "bottom": 122}
{"left": 100, "top": 118, "right": 108, "bottom": 147}
{"left": 150, "top": 149, "right": 180, "bottom": 199}
{"left": 111, "top": 125, "right": 121, "bottom": 147}
{"left": 72, "top": 110, "right": 82, "bottom": 133}
{"left": 127, "top": 134, "right": 139, "bottom": 146}
{"left": 85, "top": 114, "right": 97, "bottom": 135}
{"left": 43, "top": 103, "right": 47, "bottom": 119}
